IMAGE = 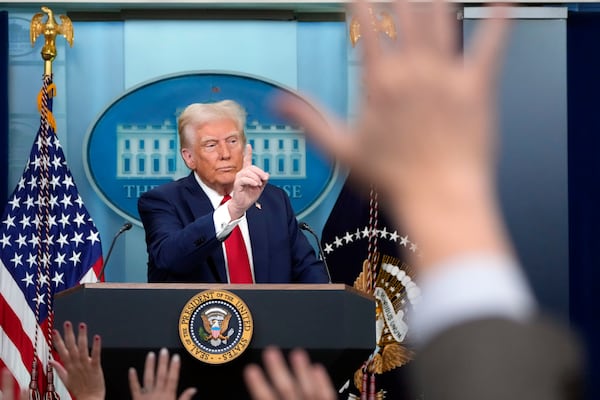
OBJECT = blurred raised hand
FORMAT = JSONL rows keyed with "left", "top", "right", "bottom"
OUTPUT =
{"left": 50, "top": 321, "right": 105, "bottom": 400}
{"left": 128, "top": 348, "right": 196, "bottom": 400}
{"left": 244, "top": 347, "right": 336, "bottom": 400}
{"left": 277, "top": 0, "right": 512, "bottom": 270}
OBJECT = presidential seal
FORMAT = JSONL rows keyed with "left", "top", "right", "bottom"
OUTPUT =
{"left": 179, "top": 289, "right": 253, "bottom": 364}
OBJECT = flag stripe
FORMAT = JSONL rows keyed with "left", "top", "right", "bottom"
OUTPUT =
{"left": 1, "top": 259, "right": 48, "bottom": 391}
{"left": 0, "top": 326, "right": 32, "bottom": 391}
{"left": 82, "top": 257, "right": 103, "bottom": 283}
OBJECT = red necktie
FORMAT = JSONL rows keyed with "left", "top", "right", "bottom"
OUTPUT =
{"left": 221, "top": 195, "right": 253, "bottom": 283}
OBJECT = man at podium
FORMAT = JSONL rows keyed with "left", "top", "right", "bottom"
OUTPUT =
{"left": 138, "top": 100, "right": 329, "bottom": 284}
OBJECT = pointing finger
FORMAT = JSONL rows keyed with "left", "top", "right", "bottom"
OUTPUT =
{"left": 243, "top": 144, "right": 253, "bottom": 168}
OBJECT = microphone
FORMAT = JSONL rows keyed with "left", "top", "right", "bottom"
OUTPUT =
{"left": 98, "top": 222, "right": 133, "bottom": 281}
{"left": 299, "top": 221, "right": 332, "bottom": 283}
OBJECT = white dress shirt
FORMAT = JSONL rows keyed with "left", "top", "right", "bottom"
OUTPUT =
{"left": 194, "top": 172, "right": 255, "bottom": 283}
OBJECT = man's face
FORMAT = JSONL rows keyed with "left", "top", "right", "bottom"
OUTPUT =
{"left": 181, "top": 118, "right": 244, "bottom": 195}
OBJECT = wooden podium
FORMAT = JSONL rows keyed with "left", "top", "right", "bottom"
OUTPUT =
{"left": 55, "top": 283, "right": 375, "bottom": 399}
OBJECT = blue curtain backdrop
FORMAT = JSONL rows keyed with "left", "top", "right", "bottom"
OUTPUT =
{"left": 0, "top": 11, "right": 8, "bottom": 206}
{"left": 567, "top": 11, "right": 600, "bottom": 400}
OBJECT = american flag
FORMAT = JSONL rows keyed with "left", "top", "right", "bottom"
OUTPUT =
{"left": 0, "top": 75, "right": 103, "bottom": 397}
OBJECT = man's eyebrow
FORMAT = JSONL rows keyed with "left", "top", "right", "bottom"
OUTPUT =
{"left": 198, "top": 132, "right": 240, "bottom": 143}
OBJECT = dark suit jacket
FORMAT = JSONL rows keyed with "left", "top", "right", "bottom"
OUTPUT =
{"left": 412, "top": 317, "right": 584, "bottom": 400}
{"left": 137, "top": 173, "right": 329, "bottom": 283}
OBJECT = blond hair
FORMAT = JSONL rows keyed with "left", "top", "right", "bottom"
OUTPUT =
{"left": 178, "top": 100, "right": 247, "bottom": 148}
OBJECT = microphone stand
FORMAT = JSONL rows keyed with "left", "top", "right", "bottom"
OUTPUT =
{"left": 299, "top": 222, "right": 332, "bottom": 283}
{"left": 98, "top": 222, "right": 132, "bottom": 281}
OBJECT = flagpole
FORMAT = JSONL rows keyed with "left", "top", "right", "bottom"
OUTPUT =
{"left": 28, "top": 7, "right": 75, "bottom": 400}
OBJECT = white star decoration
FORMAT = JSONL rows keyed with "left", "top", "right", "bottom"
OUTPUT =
{"left": 33, "top": 293, "right": 45, "bottom": 306}
{"left": 11, "top": 253, "right": 23, "bottom": 267}
{"left": 38, "top": 273, "right": 50, "bottom": 287}
{"left": 69, "top": 251, "right": 81, "bottom": 265}
{"left": 399, "top": 236, "right": 409, "bottom": 246}
{"left": 8, "top": 196, "right": 20, "bottom": 210}
{"left": 16, "top": 234, "right": 27, "bottom": 248}
{"left": 26, "top": 253, "right": 36, "bottom": 268}
{"left": 334, "top": 236, "right": 343, "bottom": 248}
{"left": 60, "top": 194, "right": 73, "bottom": 208}
{"left": 379, "top": 227, "right": 389, "bottom": 239}
{"left": 54, "top": 252, "right": 66, "bottom": 267}
{"left": 19, "top": 215, "right": 31, "bottom": 229}
{"left": 57, "top": 233, "right": 69, "bottom": 248}
{"left": 22, "top": 272, "right": 34, "bottom": 287}
{"left": 49, "top": 175, "right": 61, "bottom": 190}
{"left": 58, "top": 213, "right": 70, "bottom": 228}
{"left": 2, "top": 214, "right": 16, "bottom": 229}
{"left": 361, "top": 227, "right": 370, "bottom": 238}
{"left": 24, "top": 195, "right": 35, "bottom": 209}
{"left": 71, "top": 232, "right": 84, "bottom": 246}
{"left": 52, "top": 271, "right": 65, "bottom": 286}
{"left": 87, "top": 231, "right": 101, "bottom": 245}
{"left": 62, "top": 175, "right": 74, "bottom": 190}
{"left": 1, "top": 233, "right": 11, "bottom": 248}
{"left": 323, "top": 225, "right": 420, "bottom": 257}
{"left": 343, "top": 232, "right": 354, "bottom": 243}
{"left": 73, "top": 212, "right": 86, "bottom": 228}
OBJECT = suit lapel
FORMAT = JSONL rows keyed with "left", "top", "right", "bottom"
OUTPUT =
{"left": 247, "top": 202, "right": 270, "bottom": 283}
{"left": 182, "top": 173, "right": 213, "bottom": 219}
{"left": 181, "top": 173, "right": 227, "bottom": 283}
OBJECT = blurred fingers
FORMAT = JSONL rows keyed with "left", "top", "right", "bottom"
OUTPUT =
{"left": 127, "top": 367, "right": 142, "bottom": 399}
{"left": 62, "top": 321, "right": 77, "bottom": 355}
{"left": 312, "top": 365, "right": 337, "bottom": 400}
{"left": 289, "top": 350, "right": 336, "bottom": 400}
{"left": 393, "top": 0, "right": 415, "bottom": 52}
{"left": 178, "top": 387, "right": 198, "bottom": 400}
{"left": 468, "top": 5, "right": 511, "bottom": 85}
{"left": 244, "top": 364, "right": 277, "bottom": 400}
{"left": 275, "top": 94, "right": 355, "bottom": 166}
{"left": 262, "top": 347, "right": 299, "bottom": 400}
{"left": 154, "top": 348, "right": 170, "bottom": 388}
{"left": 48, "top": 360, "right": 68, "bottom": 383}
{"left": 76, "top": 323, "right": 89, "bottom": 362}
{"left": 165, "top": 353, "right": 181, "bottom": 393}
{"left": 91, "top": 335, "right": 102, "bottom": 368}
{"left": 51, "top": 329, "right": 69, "bottom": 362}
{"left": 432, "top": 0, "right": 458, "bottom": 55}
{"left": 289, "top": 349, "right": 315, "bottom": 398}
{"left": 142, "top": 351, "right": 156, "bottom": 390}
{"left": 351, "top": 0, "right": 381, "bottom": 71}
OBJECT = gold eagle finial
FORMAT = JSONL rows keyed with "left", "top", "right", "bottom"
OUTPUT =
{"left": 349, "top": 8, "right": 397, "bottom": 47}
{"left": 30, "top": 6, "right": 74, "bottom": 75}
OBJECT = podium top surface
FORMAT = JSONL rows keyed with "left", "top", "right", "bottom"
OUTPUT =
{"left": 57, "top": 282, "right": 372, "bottom": 299}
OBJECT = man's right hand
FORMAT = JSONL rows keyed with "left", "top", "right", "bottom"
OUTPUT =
{"left": 228, "top": 144, "right": 269, "bottom": 220}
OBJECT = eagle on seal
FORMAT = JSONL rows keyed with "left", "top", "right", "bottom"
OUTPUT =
{"left": 201, "top": 311, "right": 232, "bottom": 346}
